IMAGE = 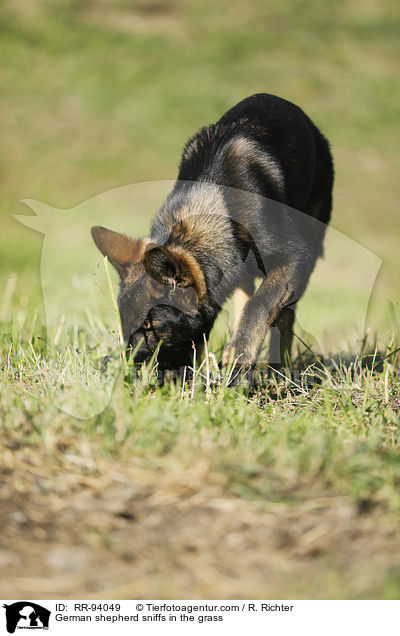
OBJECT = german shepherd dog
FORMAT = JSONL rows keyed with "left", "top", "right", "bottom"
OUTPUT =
{"left": 91, "top": 93, "right": 334, "bottom": 371}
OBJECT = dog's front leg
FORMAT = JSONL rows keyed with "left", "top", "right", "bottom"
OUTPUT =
{"left": 222, "top": 263, "right": 297, "bottom": 367}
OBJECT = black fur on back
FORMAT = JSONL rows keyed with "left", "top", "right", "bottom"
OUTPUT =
{"left": 177, "top": 93, "right": 333, "bottom": 221}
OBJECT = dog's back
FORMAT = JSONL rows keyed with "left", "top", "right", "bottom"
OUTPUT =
{"left": 177, "top": 93, "right": 333, "bottom": 224}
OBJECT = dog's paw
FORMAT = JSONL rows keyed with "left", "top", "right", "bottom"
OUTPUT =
{"left": 221, "top": 341, "right": 254, "bottom": 368}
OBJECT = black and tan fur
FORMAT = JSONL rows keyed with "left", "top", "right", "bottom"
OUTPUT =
{"left": 91, "top": 93, "right": 334, "bottom": 370}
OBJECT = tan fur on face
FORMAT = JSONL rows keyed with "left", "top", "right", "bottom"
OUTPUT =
{"left": 143, "top": 243, "right": 207, "bottom": 303}
{"left": 167, "top": 244, "right": 207, "bottom": 301}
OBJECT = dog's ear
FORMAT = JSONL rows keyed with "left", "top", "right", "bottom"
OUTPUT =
{"left": 91, "top": 226, "right": 148, "bottom": 279}
{"left": 143, "top": 244, "right": 207, "bottom": 300}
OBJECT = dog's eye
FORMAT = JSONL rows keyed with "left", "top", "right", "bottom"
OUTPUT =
{"left": 143, "top": 319, "right": 151, "bottom": 330}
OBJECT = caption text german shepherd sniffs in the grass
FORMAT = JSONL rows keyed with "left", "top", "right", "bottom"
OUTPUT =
{"left": 91, "top": 93, "right": 334, "bottom": 370}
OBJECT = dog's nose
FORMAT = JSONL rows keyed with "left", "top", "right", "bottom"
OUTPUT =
{"left": 127, "top": 332, "right": 152, "bottom": 364}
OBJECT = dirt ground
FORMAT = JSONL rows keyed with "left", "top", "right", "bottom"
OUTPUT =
{"left": 2, "top": 442, "right": 400, "bottom": 600}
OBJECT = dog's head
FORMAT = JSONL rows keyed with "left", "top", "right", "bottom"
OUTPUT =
{"left": 91, "top": 226, "right": 212, "bottom": 369}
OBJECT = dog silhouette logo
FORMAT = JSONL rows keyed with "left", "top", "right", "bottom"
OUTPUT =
{"left": 14, "top": 183, "right": 381, "bottom": 419}
{"left": 2, "top": 602, "right": 51, "bottom": 633}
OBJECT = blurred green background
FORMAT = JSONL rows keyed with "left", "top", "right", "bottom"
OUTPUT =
{"left": 1, "top": 0, "right": 399, "bottom": 336}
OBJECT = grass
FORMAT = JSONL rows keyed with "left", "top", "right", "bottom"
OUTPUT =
{"left": 1, "top": 0, "right": 400, "bottom": 599}
{"left": 1, "top": 296, "right": 400, "bottom": 598}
